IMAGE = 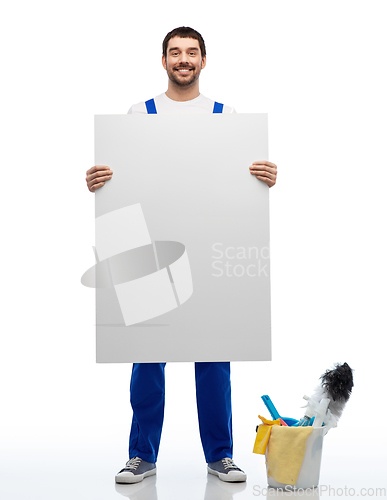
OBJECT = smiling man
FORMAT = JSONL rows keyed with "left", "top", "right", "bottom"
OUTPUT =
{"left": 163, "top": 37, "right": 204, "bottom": 90}
{"left": 86, "top": 26, "right": 277, "bottom": 484}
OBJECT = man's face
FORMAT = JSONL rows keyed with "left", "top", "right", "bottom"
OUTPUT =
{"left": 162, "top": 37, "right": 206, "bottom": 87}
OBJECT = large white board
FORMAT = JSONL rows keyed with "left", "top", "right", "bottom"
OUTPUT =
{"left": 83, "top": 114, "right": 271, "bottom": 362}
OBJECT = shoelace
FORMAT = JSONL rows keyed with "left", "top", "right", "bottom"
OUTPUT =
{"left": 125, "top": 457, "right": 142, "bottom": 470}
{"left": 221, "top": 458, "right": 240, "bottom": 470}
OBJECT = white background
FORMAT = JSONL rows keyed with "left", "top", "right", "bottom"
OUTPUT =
{"left": 1, "top": 1, "right": 386, "bottom": 498}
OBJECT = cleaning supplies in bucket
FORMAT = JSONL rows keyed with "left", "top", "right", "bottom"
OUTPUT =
{"left": 253, "top": 415, "right": 318, "bottom": 487}
{"left": 253, "top": 362, "right": 354, "bottom": 489}
{"left": 267, "top": 426, "right": 326, "bottom": 489}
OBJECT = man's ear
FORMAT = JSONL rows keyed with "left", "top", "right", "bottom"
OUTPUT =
{"left": 201, "top": 56, "right": 207, "bottom": 70}
{"left": 162, "top": 55, "right": 167, "bottom": 70}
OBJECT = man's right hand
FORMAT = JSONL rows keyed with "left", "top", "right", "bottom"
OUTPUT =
{"left": 86, "top": 165, "right": 113, "bottom": 192}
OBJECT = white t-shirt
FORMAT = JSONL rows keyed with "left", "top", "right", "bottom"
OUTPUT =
{"left": 128, "top": 92, "right": 235, "bottom": 114}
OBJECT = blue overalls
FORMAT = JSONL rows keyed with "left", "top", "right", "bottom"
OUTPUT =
{"left": 128, "top": 98, "right": 232, "bottom": 464}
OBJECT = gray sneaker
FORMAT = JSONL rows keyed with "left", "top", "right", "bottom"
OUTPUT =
{"left": 115, "top": 457, "right": 156, "bottom": 484}
{"left": 207, "top": 458, "right": 247, "bottom": 482}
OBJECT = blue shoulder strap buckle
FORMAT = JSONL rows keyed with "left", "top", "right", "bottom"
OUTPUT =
{"left": 145, "top": 98, "right": 157, "bottom": 114}
{"left": 213, "top": 101, "right": 224, "bottom": 113}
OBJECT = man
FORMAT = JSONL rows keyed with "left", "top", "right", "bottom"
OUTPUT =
{"left": 86, "top": 27, "right": 277, "bottom": 484}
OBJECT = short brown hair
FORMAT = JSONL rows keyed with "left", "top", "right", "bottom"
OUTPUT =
{"left": 162, "top": 27, "right": 206, "bottom": 60}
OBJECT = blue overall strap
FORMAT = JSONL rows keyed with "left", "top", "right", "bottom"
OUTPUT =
{"left": 145, "top": 98, "right": 157, "bottom": 114}
{"left": 213, "top": 101, "right": 224, "bottom": 113}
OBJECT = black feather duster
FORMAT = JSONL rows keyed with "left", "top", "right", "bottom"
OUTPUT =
{"left": 320, "top": 362, "right": 354, "bottom": 403}
{"left": 300, "top": 362, "right": 354, "bottom": 428}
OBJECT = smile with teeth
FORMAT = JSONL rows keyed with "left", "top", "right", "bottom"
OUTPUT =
{"left": 176, "top": 68, "right": 193, "bottom": 73}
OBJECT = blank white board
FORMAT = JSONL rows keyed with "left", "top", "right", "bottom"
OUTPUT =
{"left": 82, "top": 114, "right": 271, "bottom": 362}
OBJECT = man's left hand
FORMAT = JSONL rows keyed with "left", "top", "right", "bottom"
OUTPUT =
{"left": 249, "top": 160, "right": 277, "bottom": 188}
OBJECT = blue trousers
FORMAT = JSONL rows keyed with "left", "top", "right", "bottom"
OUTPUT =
{"left": 129, "top": 362, "right": 233, "bottom": 464}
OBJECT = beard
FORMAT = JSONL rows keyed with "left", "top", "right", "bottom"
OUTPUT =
{"left": 167, "top": 64, "right": 201, "bottom": 87}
